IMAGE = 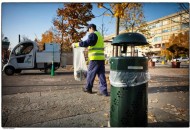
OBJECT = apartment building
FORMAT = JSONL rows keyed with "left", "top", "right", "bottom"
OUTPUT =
{"left": 104, "top": 11, "right": 189, "bottom": 58}
{"left": 146, "top": 11, "right": 189, "bottom": 55}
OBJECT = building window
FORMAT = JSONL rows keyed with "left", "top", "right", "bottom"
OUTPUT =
{"left": 163, "top": 20, "right": 170, "bottom": 25}
{"left": 153, "top": 36, "right": 162, "bottom": 42}
{"left": 162, "top": 43, "right": 165, "bottom": 48}
{"left": 182, "top": 14, "right": 189, "bottom": 22}
{"left": 171, "top": 25, "right": 180, "bottom": 31}
{"left": 181, "top": 23, "right": 189, "bottom": 29}
{"left": 172, "top": 16, "right": 180, "bottom": 23}
{"left": 150, "top": 31, "right": 155, "bottom": 36}
{"left": 149, "top": 23, "right": 156, "bottom": 29}
{"left": 162, "top": 27, "right": 171, "bottom": 33}
{"left": 163, "top": 35, "right": 169, "bottom": 40}
{"left": 155, "top": 21, "right": 162, "bottom": 28}
{"left": 155, "top": 29, "right": 162, "bottom": 34}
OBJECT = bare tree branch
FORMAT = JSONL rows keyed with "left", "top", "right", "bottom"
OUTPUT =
{"left": 179, "top": 3, "right": 189, "bottom": 14}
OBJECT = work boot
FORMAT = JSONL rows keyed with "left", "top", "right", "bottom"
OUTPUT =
{"left": 82, "top": 87, "right": 92, "bottom": 94}
{"left": 97, "top": 91, "right": 109, "bottom": 97}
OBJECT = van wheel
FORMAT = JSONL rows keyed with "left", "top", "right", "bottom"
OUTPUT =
{"left": 4, "top": 66, "right": 15, "bottom": 76}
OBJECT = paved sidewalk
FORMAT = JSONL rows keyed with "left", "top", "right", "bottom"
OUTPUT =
{"left": 2, "top": 65, "right": 189, "bottom": 127}
{"left": 147, "top": 67, "right": 189, "bottom": 127}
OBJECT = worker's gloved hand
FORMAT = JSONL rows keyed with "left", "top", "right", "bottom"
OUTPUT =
{"left": 72, "top": 43, "right": 75, "bottom": 48}
{"left": 72, "top": 43, "right": 79, "bottom": 48}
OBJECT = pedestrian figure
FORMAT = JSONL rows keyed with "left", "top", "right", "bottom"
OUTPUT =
{"left": 72, "top": 24, "right": 108, "bottom": 96}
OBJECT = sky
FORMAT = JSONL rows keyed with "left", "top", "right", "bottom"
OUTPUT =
{"left": 1, "top": 2, "right": 189, "bottom": 50}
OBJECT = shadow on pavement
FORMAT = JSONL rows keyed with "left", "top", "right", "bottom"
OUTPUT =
{"left": 54, "top": 71, "right": 73, "bottom": 75}
{"left": 148, "top": 85, "right": 189, "bottom": 94}
{"left": 150, "top": 75, "right": 188, "bottom": 82}
{"left": 148, "top": 107, "right": 189, "bottom": 127}
{"left": 148, "top": 121, "right": 189, "bottom": 127}
{"left": 18, "top": 71, "right": 73, "bottom": 75}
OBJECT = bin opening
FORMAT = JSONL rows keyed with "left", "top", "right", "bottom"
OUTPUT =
{"left": 111, "top": 33, "right": 148, "bottom": 57}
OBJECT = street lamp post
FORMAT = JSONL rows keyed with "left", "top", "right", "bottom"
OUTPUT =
{"left": 114, "top": 16, "right": 120, "bottom": 57}
{"left": 51, "top": 44, "right": 55, "bottom": 76}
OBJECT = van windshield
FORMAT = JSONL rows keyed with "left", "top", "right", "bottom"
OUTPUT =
{"left": 14, "top": 42, "right": 33, "bottom": 56}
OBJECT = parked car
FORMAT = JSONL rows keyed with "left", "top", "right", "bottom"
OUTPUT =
{"left": 176, "top": 57, "right": 189, "bottom": 62}
{"left": 152, "top": 56, "right": 162, "bottom": 63}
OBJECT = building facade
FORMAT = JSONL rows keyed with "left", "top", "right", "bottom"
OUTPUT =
{"left": 104, "top": 11, "right": 189, "bottom": 58}
{"left": 146, "top": 11, "right": 189, "bottom": 55}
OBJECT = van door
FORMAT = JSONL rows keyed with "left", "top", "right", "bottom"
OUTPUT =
{"left": 13, "top": 42, "right": 34, "bottom": 69}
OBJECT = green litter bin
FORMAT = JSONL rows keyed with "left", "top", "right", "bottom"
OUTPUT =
{"left": 109, "top": 33, "right": 149, "bottom": 127}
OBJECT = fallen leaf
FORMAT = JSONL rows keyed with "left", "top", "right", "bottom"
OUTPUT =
{"left": 104, "top": 113, "right": 109, "bottom": 118}
{"left": 176, "top": 118, "right": 182, "bottom": 121}
{"left": 100, "top": 125, "right": 104, "bottom": 127}
{"left": 178, "top": 96, "right": 182, "bottom": 99}
{"left": 171, "top": 108, "right": 177, "bottom": 112}
{"left": 150, "top": 98, "right": 158, "bottom": 103}
{"left": 175, "top": 112, "right": 180, "bottom": 115}
{"left": 148, "top": 113, "right": 157, "bottom": 122}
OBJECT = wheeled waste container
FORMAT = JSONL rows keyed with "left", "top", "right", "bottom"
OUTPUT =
{"left": 109, "top": 33, "right": 149, "bottom": 127}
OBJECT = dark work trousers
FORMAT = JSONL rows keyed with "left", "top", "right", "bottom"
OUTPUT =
{"left": 85, "top": 60, "right": 108, "bottom": 94}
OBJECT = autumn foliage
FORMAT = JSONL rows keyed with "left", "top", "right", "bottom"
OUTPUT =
{"left": 37, "top": 29, "right": 61, "bottom": 51}
{"left": 161, "top": 31, "right": 189, "bottom": 59}
{"left": 97, "top": 3, "right": 150, "bottom": 37}
{"left": 97, "top": 3, "right": 143, "bottom": 19}
{"left": 120, "top": 4, "right": 149, "bottom": 33}
{"left": 53, "top": 3, "right": 94, "bottom": 52}
{"left": 111, "top": 3, "right": 129, "bottom": 18}
{"left": 37, "top": 31, "right": 52, "bottom": 51}
{"left": 38, "top": 3, "right": 150, "bottom": 52}
{"left": 37, "top": 4, "right": 94, "bottom": 52}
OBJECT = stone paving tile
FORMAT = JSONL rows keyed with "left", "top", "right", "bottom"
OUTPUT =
{"left": 3, "top": 86, "right": 110, "bottom": 127}
{"left": 29, "top": 112, "right": 101, "bottom": 127}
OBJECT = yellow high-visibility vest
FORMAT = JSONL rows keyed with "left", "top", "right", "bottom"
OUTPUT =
{"left": 88, "top": 31, "right": 105, "bottom": 60}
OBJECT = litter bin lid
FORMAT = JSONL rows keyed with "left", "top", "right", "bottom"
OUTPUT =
{"left": 112, "top": 32, "right": 148, "bottom": 46}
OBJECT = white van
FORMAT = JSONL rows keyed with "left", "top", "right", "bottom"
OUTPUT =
{"left": 3, "top": 41, "right": 65, "bottom": 75}
{"left": 152, "top": 56, "right": 163, "bottom": 63}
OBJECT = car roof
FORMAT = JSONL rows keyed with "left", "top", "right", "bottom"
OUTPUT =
{"left": 152, "top": 56, "right": 160, "bottom": 58}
